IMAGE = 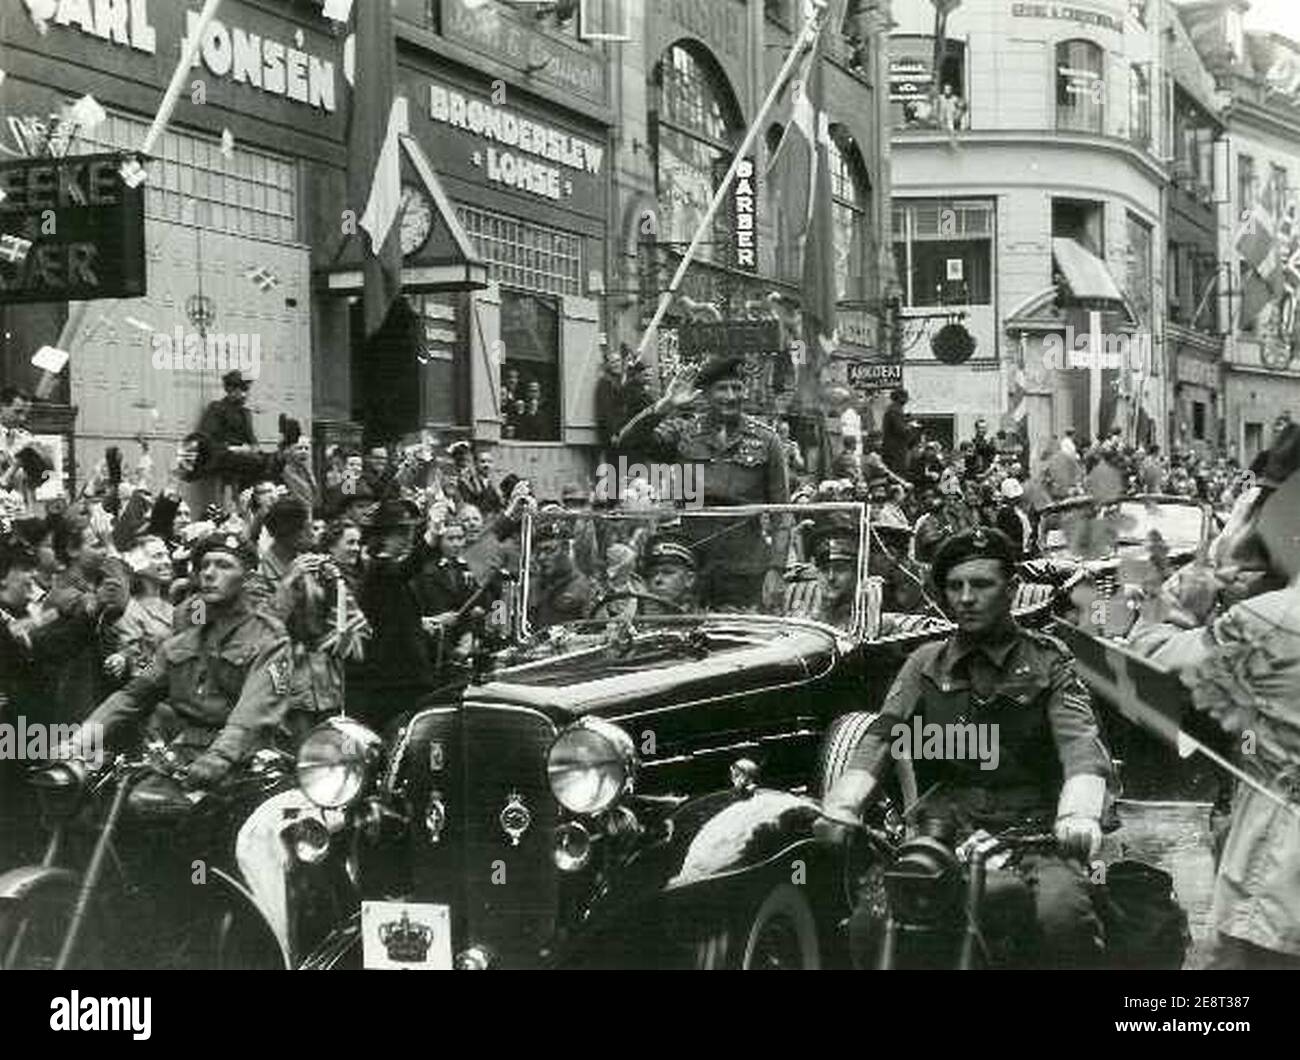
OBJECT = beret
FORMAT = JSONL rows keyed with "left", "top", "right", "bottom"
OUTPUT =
{"left": 644, "top": 535, "right": 696, "bottom": 571}
{"left": 695, "top": 353, "right": 746, "bottom": 389}
{"left": 930, "top": 526, "right": 1018, "bottom": 586}
{"left": 190, "top": 531, "right": 259, "bottom": 571}
{"left": 533, "top": 505, "right": 575, "bottom": 542}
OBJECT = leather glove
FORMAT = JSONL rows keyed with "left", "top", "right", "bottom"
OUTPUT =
{"left": 1054, "top": 816, "right": 1102, "bottom": 861}
{"left": 1055, "top": 773, "right": 1106, "bottom": 861}
{"left": 182, "top": 752, "right": 232, "bottom": 790}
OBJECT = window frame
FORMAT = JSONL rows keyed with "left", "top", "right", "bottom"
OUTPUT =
{"left": 828, "top": 128, "right": 871, "bottom": 303}
{"left": 1055, "top": 38, "right": 1106, "bottom": 135}
{"left": 890, "top": 197, "right": 994, "bottom": 309}
{"left": 651, "top": 42, "right": 744, "bottom": 265}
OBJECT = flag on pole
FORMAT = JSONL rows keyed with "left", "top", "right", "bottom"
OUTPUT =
{"left": 347, "top": 0, "right": 403, "bottom": 337}
{"left": 768, "top": 0, "right": 842, "bottom": 399}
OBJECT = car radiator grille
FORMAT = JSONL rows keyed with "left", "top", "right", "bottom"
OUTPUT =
{"left": 391, "top": 704, "right": 559, "bottom": 968}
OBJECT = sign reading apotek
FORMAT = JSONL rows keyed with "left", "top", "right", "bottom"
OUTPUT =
{"left": 0, "top": 153, "right": 146, "bottom": 304}
{"left": 847, "top": 360, "right": 903, "bottom": 393}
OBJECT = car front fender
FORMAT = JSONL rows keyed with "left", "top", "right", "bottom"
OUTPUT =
{"left": 0, "top": 865, "right": 78, "bottom": 906}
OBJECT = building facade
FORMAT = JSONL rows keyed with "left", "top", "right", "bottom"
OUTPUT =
{"left": 1182, "top": 0, "right": 1300, "bottom": 465}
{"left": 888, "top": 0, "right": 1191, "bottom": 463}
{"left": 0, "top": 0, "right": 336, "bottom": 493}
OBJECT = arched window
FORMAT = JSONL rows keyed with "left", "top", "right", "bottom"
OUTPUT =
{"left": 828, "top": 129, "right": 871, "bottom": 302}
{"left": 1057, "top": 39, "right": 1105, "bottom": 134}
{"left": 652, "top": 43, "right": 743, "bottom": 264}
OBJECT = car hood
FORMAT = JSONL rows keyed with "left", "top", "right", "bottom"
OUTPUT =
{"left": 469, "top": 617, "right": 839, "bottom": 718}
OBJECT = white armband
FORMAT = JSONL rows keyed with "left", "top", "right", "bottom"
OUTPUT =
{"left": 1056, "top": 773, "right": 1106, "bottom": 821}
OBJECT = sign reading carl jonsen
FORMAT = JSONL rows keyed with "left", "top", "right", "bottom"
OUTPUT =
{"left": 0, "top": 153, "right": 146, "bottom": 304}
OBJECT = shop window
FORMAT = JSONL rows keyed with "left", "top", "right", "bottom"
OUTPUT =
{"left": 1056, "top": 39, "right": 1104, "bottom": 134}
{"left": 1192, "top": 400, "right": 1206, "bottom": 440}
{"left": 891, "top": 199, "right": 993, "bottom": 308}
{"left": 1126, "top": 212, "right": 1153, "bottom": 330}
{"left": 651, "top": 43, "right": 744, "bottom": 266}
{"left": 500, "top": 290, "right": 561, "bottom": 442}
{"left": 829, "top": 128, "right": 872, "bottom": 302}
{"left": 456, "top": 204, "right": 582, "bottom": 297}
{"left": 1129, "top": 65, "right": 1150, "bottom": 148}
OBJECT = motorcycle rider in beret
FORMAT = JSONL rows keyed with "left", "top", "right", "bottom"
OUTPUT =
{"left": 82, "top": 532, "right": 294, "bottom": 788}
{"left": 818, "top": 527, "right": 1115, "bottom": 967}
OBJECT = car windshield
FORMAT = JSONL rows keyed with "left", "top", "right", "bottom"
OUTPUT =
{"left": 1038, "top": 499, "right": 1204, "bottom": 554}
{"left": 520, "top": 502, "right": 925, "bottom": 637}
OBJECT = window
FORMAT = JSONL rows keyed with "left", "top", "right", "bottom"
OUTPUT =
{"left": 1192, "top": 400, "right": 1206, "bottom": 440}
{"left": 1245, "top": 421, "right": 1263, "bottom": 462}
{"left": 891, "top": 35, "right": 966, "bottom": 130}
{"left": 1271, "top": 163, "right": 1290, "bottom": 206}
{"left": 1057, "top": 40, "right": 1105, "bottom": 134}
{"left": 1167, "top": 243, "right": 1181, "bottom": 319}
{"left": 829, "top": 129, "right": 871, "bottom": 302}
{"left": 1126, "top": 213, "right": 1153, "bottom": 330}
{"left": 455, "top": 204, "right": 582, "bottom": 297}
{"left": 1238, "top": 153, "right": 1257, "bottom": 215}
{"left": 78, "top": 109, "right": 296, "bottom": 243}
{"left": 500, "top": 290, "right": 561, "bottom": 442}
{"left": 1053, "top": 199, "right": 1104, "bottom": 257}
{"left": 891, "top": 199, "right": 993, "bottom": 308}
{"left": 1129, "top": 65, "right": 1150, "bottom": 148}
{"left": 652, "top": 43, "right": 743, "bottom": 265}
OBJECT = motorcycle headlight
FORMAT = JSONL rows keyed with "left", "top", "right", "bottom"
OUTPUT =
{"left": 547, "top": 718, "right": 636, "bottom": 815}
{"left": 297, "top": 717, "right": 383, "bottom": 809}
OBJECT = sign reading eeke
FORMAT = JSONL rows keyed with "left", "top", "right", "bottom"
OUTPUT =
{"left": 0, "top": 154, "right": 146, "bottom": 303}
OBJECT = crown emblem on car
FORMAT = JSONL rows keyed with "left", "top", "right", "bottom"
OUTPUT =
{"left": 500, "top": 791, "right": 531, "bottom": 846}
{"left": 378, "top": 912, "right": 433, "bottom": 963}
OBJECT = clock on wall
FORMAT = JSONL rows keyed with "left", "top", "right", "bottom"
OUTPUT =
{"left": 399, "top": 184, "right": 434, "bottom": 257}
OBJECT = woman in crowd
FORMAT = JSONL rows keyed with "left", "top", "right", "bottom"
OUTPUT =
{"left": 103, "top": 535, "right": 175, "bottom": 684}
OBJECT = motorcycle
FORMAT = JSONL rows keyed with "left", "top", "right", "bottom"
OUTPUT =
{"left": 839, "top": 814, "right": 1190, "bottom": 970}
{"left": 0, "top": 739, "right": 356, "bottom": 970}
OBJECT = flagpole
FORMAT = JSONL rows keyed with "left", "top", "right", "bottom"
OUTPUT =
{"left": 137, "top": 0, "right": 225, "bottom": 160}
{"left": 631, "top": 0, "right": 831, "bottom": 366}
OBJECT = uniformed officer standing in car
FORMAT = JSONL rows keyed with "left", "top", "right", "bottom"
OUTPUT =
{"left": 84, "top": 532, "right": 294, "bottom": 788}
{"left": 817, "top": 527, "right": 1114, "bottom": 967}
{"left": 618, "top": 354, "right": 790, "bottom": 609}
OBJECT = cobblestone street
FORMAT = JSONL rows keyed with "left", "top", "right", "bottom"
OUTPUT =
{"left": 1105, "top": 800, "right": 1217, "bottom": 969}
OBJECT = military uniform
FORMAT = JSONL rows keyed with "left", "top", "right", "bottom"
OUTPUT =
{"left": 86, "top": 598, "right": 293, "bottom": 766}
{"left": 638, "top": 409, "right": 788, "bottom": 610}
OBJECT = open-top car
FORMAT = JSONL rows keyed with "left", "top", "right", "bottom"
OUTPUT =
{"left": 1026, "top": 494, "right": 1220, "bottom": 603}
{"left": 295, "top": 503, "right": 1073, "bottom": 970}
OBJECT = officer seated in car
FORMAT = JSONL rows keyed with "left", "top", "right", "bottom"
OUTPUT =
{"left": 817, "top": 527, "right": 1114, "bottom": 968}
{"left": 640, "top": 534, "right": 699, "bottom": 616}
{"left": 785, "top": 523, "right": 858, "bottom": 630}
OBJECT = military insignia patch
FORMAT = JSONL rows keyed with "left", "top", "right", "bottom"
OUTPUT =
{"left": 268, "top": 657, "right": 291, "bottom": 695}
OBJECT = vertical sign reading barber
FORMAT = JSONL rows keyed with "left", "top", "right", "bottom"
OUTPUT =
{"left": 732, "top": 156, "right": 757, "bottom": 270}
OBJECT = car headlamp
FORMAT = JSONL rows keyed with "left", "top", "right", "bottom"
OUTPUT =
{"left": 547, "top": 718, "right": 636, "bottom": 815}
{"left": 297, "top": 717, "right": 383, "bottom": 809}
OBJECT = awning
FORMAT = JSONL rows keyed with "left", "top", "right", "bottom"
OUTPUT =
{"left": 324, "top": 135, "right": 488, "bottom": 294}
{"left": 1051, "top": 237, "right": 1126, "bottom": 310}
